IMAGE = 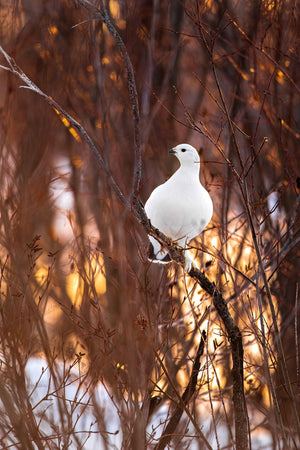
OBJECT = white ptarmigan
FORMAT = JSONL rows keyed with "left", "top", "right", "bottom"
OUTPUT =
{"left": 145, "top": 143, "right": 213, "bottom": 270}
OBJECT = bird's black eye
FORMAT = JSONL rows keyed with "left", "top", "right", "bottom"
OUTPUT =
{"left": 181, "top": 148, "right": 186, "bottom": 152}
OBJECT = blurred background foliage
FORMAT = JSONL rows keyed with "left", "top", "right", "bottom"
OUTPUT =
{"left": 0, "top": 0, "right": 299, "bottom": 448}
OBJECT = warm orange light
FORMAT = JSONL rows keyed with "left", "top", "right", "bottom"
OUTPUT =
{"left": 109, "top": 71, "right": 117, "bottom": 82}
{"left": 72, "top": 155, "right": 83, "bottom": 168}
{"left": 66, "top": 256, "right": 106, "bottom": 308}
{"left": 48, "top": 25, "right": 58, "bottom": 36}
{"left": 53, "top": 108, "right": 82, "bottom": 142}
{"left": 109, "top": 0, "right": 120, "bottom": 19}
{"left": 66, "top": 272, "right": 83, "bottom": 307}
{"left": 35, "top": 266, "right": 49, "bottom": 284}
{"left": 276, "top": 69, "right": 285, "bottom": 84}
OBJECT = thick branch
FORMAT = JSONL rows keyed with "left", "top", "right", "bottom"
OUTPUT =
{"left": 155, "top": 330, "right": 207, "bottom": 450}
{"left": 134, "top": 199, "right": 186, "bottom": 265}
{"left": 135, "top": 200, "right": 250, "bottom": 449}
{"left": 0, "top": 47, "right": 249, "bottom": 450}
{"left": 189, "top": 266, "right": 249, "bottom": 450}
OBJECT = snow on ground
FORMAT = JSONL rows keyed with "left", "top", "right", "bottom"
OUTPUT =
{"left": 24, "top": 357, "right": 273, "bottom": 449}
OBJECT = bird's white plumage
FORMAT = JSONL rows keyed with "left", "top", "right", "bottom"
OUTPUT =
{"left": 145, "top": 143, "right": 213, "bottom": 270}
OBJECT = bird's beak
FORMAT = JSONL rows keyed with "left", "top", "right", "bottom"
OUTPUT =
{"left": 169, "top": 148, "right": 176, "bottom": 154}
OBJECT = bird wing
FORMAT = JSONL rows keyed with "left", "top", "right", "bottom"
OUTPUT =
{"left": 145, "top": 181, "right": 212, "bottom": 245}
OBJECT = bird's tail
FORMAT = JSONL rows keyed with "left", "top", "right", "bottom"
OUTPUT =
{"left": 147, "top": 236, "right": 171, "bottom": 264}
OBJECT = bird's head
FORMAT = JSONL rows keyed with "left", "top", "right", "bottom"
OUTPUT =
{"left": 169, "top": 144, "right": 200, "bottom": 166}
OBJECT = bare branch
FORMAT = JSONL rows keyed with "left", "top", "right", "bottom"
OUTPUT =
{"left": 189, "top": 266, "right": 250, "bottom": 450}
{"left": 0, "top": 45, "right": 250, "bottom": 448}
{"left": 75, "top": 0, "right": 142, "bottom": 204}
{"left": 0, "top": 45, "right": 130, "bottom": 210}
{"left": 155, "top": 330, "right": 207, "bottom": 450}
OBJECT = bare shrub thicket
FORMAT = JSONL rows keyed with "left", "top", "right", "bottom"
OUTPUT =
{"left": 0, "top": 0, "right": 299, "bottom": 448}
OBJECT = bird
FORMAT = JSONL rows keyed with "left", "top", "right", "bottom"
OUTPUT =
{"left": 144, "top": 143, "right": 213, "bottom": 271}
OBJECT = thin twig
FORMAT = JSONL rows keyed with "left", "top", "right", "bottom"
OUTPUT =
{"left": 187, "top": 11, "right": 300, "bottom": 438}
{"left": 154, "top": 332, "right": 212, "bottom": 450}
{"left": 228, "top": 14, "right": 300, "bottom": 95}
{"left": 74, "top": 0, "right": 142, "bottom": 205}
{"left": 189, "top": 265, "right": 250, "bottom": 450}
{"left": 155, "top": 330, "right": 207, "bottom": 450}
{"left": 256, "top": 227, "right": 287, "bottom": 445}
{"left": 0, "top": 45, "right": 129, "bottom": 210}
{"left": 0, "top": 45, "right": 249, "bottom": 450}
